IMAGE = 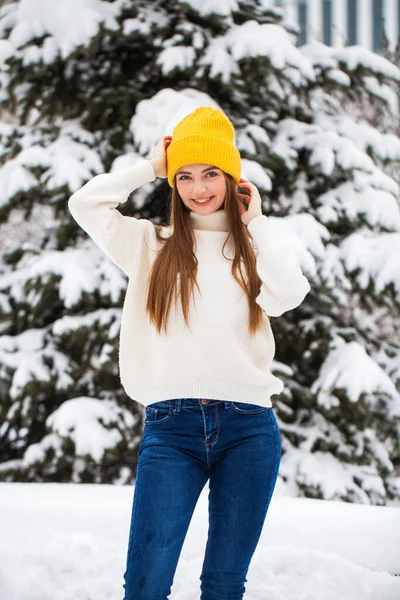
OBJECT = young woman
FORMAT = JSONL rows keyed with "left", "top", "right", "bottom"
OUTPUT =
{"left": 68, "top": 106, "right": 310, "bottom": 600}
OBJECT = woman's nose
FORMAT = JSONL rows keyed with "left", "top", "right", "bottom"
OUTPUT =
{"left": 191, "top": 181, "right": 207, "bottom": 193}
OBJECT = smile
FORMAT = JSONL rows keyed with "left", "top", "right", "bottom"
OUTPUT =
{"left": 193, "top": 196, "right": 214, "bottom": 205}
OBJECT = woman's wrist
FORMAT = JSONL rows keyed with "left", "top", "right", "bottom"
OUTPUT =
{"left": 149, "top": 158, "right": 160, "bottom": 178}
{"left": 148, "top": 136, "right": 171, "bottom": 179}
{"left": 149, "top": 157, "right": 167, "bottom": 179}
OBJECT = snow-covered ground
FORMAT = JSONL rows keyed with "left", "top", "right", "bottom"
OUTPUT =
{"left": 0, "top": 482, "right": 399, "bottom": 600}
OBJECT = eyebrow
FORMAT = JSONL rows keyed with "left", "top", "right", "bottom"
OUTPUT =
{"left": 176, "top": 166, "right": 219, "bottom": 175}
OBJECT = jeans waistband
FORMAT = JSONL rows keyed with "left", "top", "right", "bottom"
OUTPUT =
{"left": 148, "top": 399, "right": 232, "bottom": 412}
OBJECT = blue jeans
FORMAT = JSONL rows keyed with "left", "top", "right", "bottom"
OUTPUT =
{"left": 122, "top": 398, "right": 281, "bottom": 600}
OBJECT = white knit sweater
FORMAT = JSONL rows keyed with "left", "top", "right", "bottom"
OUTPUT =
{"left": 68, "top": 160, "right": 310, "bottom": 407}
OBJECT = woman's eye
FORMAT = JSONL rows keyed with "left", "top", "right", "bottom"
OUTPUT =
{"left": 178, "top": 171, "right": 218, "bottom": 181}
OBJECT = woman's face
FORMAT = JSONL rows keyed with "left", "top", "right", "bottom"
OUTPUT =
{"left": 175, "top": 163, "right": 227, "bottom": 214}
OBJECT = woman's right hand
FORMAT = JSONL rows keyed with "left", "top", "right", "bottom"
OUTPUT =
{"left": 149, "top": 136, "right": 172, "bottom": 178}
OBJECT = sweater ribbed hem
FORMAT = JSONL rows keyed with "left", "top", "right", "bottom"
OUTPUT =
{"left": 124, "top": 377, "right": 284, "bottom": 408}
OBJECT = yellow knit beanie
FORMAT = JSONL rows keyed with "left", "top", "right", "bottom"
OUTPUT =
{"left": 166, "top": 106, "right": 241, "bottom": 187}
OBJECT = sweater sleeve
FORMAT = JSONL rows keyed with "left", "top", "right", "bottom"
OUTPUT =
{"left": 68, "top": 160, "right": 156, "bottom": 275}
{"left": 247, "top": 214, "right": 311, "bottom": 317}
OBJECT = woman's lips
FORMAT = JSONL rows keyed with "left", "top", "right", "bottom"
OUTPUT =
{"left": 193, "top": 196, "right": 214, "bottom": 205}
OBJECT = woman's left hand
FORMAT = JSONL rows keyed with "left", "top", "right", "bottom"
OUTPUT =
{"left": 236, "top": 178, "right": 263, "bottom": 225}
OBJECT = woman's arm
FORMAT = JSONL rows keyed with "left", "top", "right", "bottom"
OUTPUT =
{"left": 68, "top": 160, "right": 156, "bottom": 275}
{"left": 237, "top": 178, "right": 310, "bottom": 316}
{"left": 247, "top": 214, "right": 311, "bottom": 317}
{"left": 68, "top": 137, "right": 171, "bottom": 276}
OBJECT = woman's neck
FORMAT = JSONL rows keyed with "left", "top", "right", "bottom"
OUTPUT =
{"left": 189, "top": 208, "right": 229, "bottom": 232}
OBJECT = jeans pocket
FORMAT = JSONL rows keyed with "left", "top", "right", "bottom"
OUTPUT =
{"left": 144, "top": 401, "right": 174, "bottom": 425}
{"left": 229, "top": 401, "right": 270, "bottom": 415}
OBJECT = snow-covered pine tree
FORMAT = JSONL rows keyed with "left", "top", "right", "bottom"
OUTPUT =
{"left": 383, "top": 29, "right": 400, "bottom": 188}
{"left": 0, "top": 0, "right": 399, "bottom": 504}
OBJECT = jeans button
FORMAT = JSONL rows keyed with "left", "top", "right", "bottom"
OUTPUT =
{"left": 201, "top": 399, "right": 207, "bottom": 405}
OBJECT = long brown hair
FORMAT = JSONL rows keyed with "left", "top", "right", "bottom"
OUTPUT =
{"left": 145, "top": 173, "right": 265, "bottom": 336}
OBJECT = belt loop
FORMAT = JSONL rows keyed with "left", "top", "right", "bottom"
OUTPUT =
{"left": 223, "top": 401, "right": 231, "bottom": 409}
{"left": 173, "top": 399, "right": 181, "bottom": 414}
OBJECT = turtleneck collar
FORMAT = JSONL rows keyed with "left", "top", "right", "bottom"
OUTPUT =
{"left": 189, "top": 208, "right": 229, "bottom": 232}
